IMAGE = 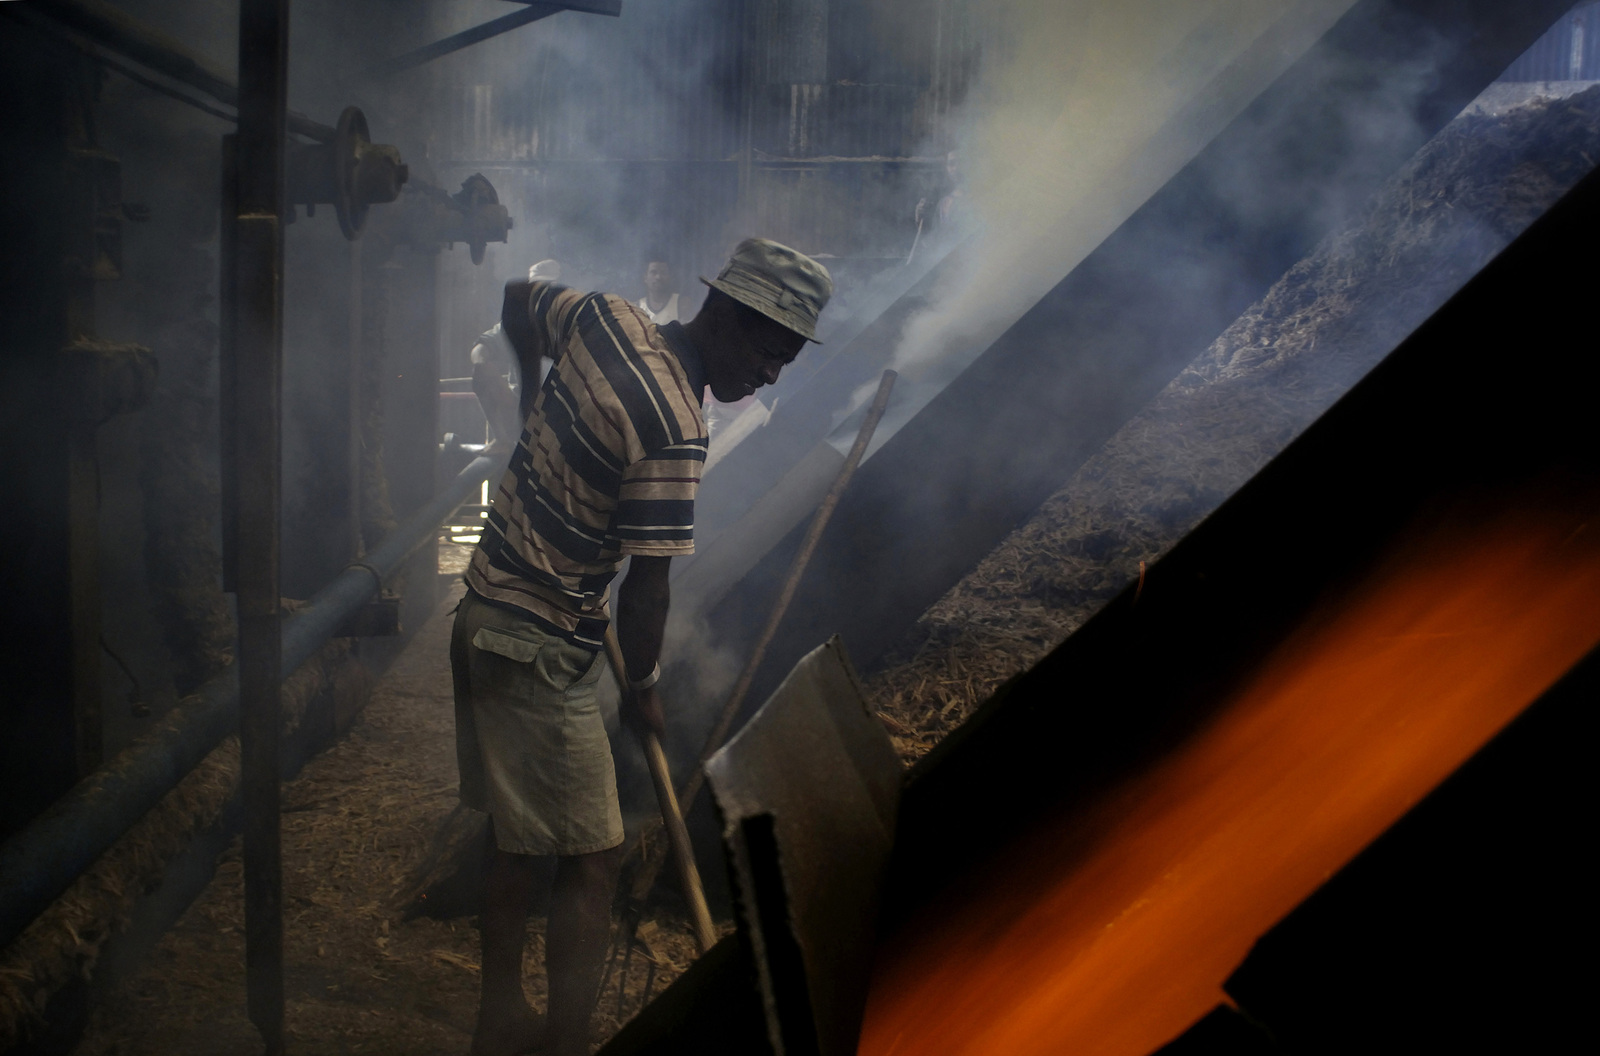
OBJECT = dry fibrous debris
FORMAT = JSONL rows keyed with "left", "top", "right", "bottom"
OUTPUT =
{"left": 72, "top": 583, "right": 492, "bottom": 1055}
{"left": 867, "top": 86, "right": 1600, "bottom": 762}
{"left": 0, "top": 741, "right": 239, "bottom": 1052}
{"left": 0, "top": 634, "right": 364, "bottom": 1052}
{"left": 138, "top": 311, "right": 234, "bottom": 698}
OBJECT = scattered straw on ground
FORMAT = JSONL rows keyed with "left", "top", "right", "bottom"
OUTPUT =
{"left": 76, "top": 565, "right": 703, "bottom": 1055}
{"left": 0, "top": 629, "right": 363, "bottom": 1052}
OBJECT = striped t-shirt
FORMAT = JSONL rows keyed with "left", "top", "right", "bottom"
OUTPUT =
{"left": 466, "top": 282, "right": 708, "bottom": 649}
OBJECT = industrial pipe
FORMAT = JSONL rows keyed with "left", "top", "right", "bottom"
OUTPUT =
{"left": 281, "top": 455, "right": 497, "bottom": 674}
{"left": 0, "top": 455, "right": 498, "bottom": 952}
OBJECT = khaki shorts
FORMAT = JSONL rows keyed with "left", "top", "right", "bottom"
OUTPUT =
{"left": 451, "top": 591, "right": 622, "bottom": 857}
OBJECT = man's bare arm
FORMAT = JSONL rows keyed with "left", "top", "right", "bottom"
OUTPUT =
{"left": 615, "top": 554, "right": 672, "bottom": 736}
{"left": 471, "top": 346, "right": 522, "bottom": 448}
{"left": 471, "top": 280, "right": 546, "bottom": 447}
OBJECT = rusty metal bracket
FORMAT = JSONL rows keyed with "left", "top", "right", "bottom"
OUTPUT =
{"left": 63, "top": 147, "right": 125, "bottom": 280}
{"left": 334, "top": 592, "right": 402, "bottom": 638}
{"left": 390, "top": 174, "right": 513, "bottom": 264}
{"left": 59, "top": 339, "right": 157, "bottom": 425}
{"left": 448, "top": 174, "right": 512, "bottom": 264}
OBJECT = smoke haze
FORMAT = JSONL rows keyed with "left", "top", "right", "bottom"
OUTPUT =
{"left": 831, "top": 0, "right": 1364, "bottom": 452}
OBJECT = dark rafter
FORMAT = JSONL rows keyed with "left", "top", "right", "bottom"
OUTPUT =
{"left": 369, "top": 0, "right": 622, "bottom": 78}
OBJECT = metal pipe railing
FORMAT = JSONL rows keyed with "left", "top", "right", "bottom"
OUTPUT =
{"left": 0, "top": 456, "right": 497, "bottom": 952}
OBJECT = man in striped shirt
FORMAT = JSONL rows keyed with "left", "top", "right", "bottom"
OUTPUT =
{"left": 453, "top": 239, "right": 832, "bottom": 1056}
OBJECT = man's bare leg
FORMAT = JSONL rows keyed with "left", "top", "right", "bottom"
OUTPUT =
{"left": 544, "top": 845, "right": 623, "bottom": 1056}
{"left": 473, "top": 829, "right": 545, "bottom": 1056}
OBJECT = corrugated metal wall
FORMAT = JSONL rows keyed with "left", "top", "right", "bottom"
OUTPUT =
{"left": 439, "top": 0, "right": 747, "bottom": 165}
{"left": 741, "top": 0, "right": 983, "bottom": 260}
{"left": 430, "top": 0, "right": 981, "bottom": 291}
{"left": 1500, "top": 2, "right": 1600, "bottom": 81}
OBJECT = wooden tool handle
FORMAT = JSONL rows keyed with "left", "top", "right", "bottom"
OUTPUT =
{"left": 640, "top": 730, "right": 717, "bottom": 953}
{"left": 683, "top": 368, "right": 900, "bottom": 811}
{"left": 603, "top": 628, "right": 717, "bottom": 954}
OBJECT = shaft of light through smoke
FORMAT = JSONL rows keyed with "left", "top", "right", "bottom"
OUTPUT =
{"left": 430, "top": 0, "right": 1372, "bottom": 726}
{"left": 826, "top": 0, "right": 1359, "bottom": 457}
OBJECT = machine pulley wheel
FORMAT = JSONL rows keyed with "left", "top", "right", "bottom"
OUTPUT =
{"left": 333, "top": 106, "right": 371, "bottom": 240}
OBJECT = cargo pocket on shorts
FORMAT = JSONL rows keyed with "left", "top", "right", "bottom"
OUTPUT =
{"left": 569, "top": 648, "right": 605, "bottom": 693}
{"left": 536, "top": 639, "right": 604, "bottom": 694}
{"left": 471, "top": 625, "right": 542, "bottom": 664}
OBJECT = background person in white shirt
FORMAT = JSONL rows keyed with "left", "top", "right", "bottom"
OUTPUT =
{"left": 637, "top": 254, "right": 679, "bottom": 324}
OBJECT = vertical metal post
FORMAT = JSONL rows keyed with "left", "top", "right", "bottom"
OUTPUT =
{"left": 65, "top": 420, "right": 102, "bottom": 776}
{"left": 220, "top": 134, "right": 239, "bottom": 593}
{"left": 232, "top": 0, "right": 289, "bottom": 1051}
{"left": 348, "top": 235, "right": 363, "bottom": 560}
{"left": 63, "top": 70, "right": 106, "bottom": 779}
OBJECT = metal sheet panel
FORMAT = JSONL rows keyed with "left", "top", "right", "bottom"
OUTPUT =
{"left": 705, "top": 637, "right": 902, "bottom": 1056}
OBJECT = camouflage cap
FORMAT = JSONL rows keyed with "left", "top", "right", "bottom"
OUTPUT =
{"left": 701, "top": 238, "right": 833, "bottom": 342}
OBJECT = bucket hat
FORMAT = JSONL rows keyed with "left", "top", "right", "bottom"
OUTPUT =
{"left": 701, "top": 238, "right": 833, "bottom": 342}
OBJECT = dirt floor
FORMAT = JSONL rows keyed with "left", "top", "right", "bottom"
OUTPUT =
{"left": 863, "top": 86, "right": 1600, "bottom": 762}
{"left": 75, "top": 547, "right": 706, "bottom": 1056}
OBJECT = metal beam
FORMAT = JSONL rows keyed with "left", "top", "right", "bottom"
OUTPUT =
{"left": 369, "top": 0, "right": 622, "bottom": 77}
{"left": 23, "top": 0, "right": 237, "bottom": 112}
{"left": 9, "top": 0, "right": 334, "bottom": 141}
{"left": 501, "top": 0, "right": 624, "bottom": 8}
